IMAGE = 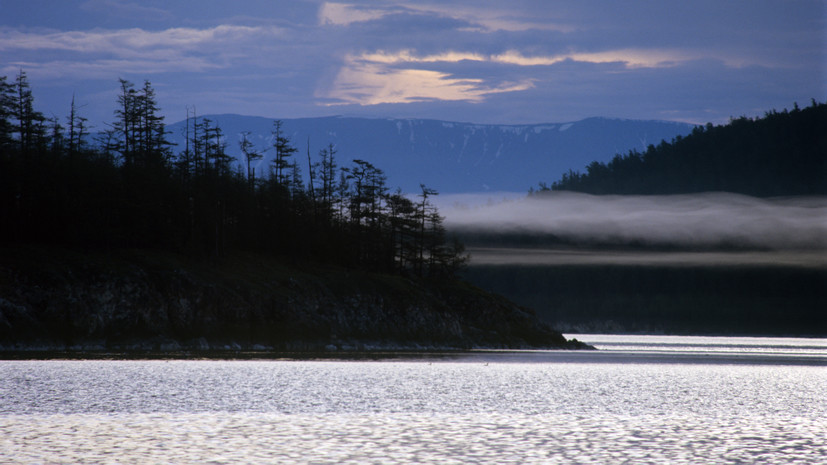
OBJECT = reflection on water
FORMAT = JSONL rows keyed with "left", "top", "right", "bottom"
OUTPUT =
{"left": 572, "top": 334, "right": 827, "bottom": 355}
{"left": 1, "top": 336, "right": 825, "bottom": 464}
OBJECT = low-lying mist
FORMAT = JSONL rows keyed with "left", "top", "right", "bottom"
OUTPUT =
{"left": 437, "top": 192, "right": 827, "bottom": 266}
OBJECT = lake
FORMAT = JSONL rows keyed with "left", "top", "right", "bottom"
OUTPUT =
{"left": 1, "top": 335, "right": 825, "bottom": 464}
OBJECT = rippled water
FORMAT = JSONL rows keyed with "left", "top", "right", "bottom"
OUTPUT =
{"left": 578, "top": 334, "right": 827, "bottom": 355}
{"left": 1, "top": 336, "right": 825, "bottom": 464}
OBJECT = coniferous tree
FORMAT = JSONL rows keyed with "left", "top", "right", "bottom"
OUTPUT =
{"left": 313, "top": 143, "right": 339, "bottom": 226}
{"left": 136, "top": 80, "right": 171, "bottom": 167}
{"left": 205, "top": 120, "right": 231, "bottom": 175}
{"left": 113, "top": 78, "right": 137, "bottom": 165}
{"left": 47, "top": 116, "right": 64, "bottom": 156}
{"left": 67, "top": 94, "right": 80, "bottom": 157}
{"left": 95, "top": 127, "right": 118, "bottom": 162}
{"left": 335, "top": 169, "right": 350, "bottom": 225}
{"left": 415, "top": 184, "right": 438, "bottom": 276}
{"left": 385, "top": 189, "right": 418, "bottom": 273}
{"left": 305, "top": 137, "right": 316, "bottom": 204}
{"left": 289, "top": 159, "right": 304, "bottom": 200}
{"left": 239, "top": 131, "right": 262, "bottom": 188}
{"left": 271, "top": 120, "right": 297, "bottom": 186}
{"left": 195, "top": 117, "right": 214, "bottom": 173}
{"left": 189, "top": 107, "right": 206, "bottom": 178}
{"left": 175, "top": 106, "right": 193, "bottom": 182}
{"left": 0, "top": 75, "right": 15, "bottom": 148}
{"left": 13, "top": 70, "right": 45, "bottom": 155}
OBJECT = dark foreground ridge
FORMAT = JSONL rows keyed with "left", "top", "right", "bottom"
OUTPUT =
{"left": 0, "top": 246, "right": 591, "bottom": 356}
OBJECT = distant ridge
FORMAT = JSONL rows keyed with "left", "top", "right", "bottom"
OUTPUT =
{"left": 165, "top": 115, "right": 695, "bottom": 193}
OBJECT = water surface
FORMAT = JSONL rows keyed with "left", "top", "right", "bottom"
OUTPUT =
{"left": 1, "top": 335, "right": 824, "bottom": 464}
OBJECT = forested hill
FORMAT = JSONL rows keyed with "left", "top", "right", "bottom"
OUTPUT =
{"left": 0, "top": 72, "right": 591, "bottom": 351}
{"left": 544, "top": 101, "right": 826, "bottom": 196}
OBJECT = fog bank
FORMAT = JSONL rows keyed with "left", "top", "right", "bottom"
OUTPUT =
{"left": 466, "top": 247, "right": 826, "bottom": 268}
{"left": 439, "top": 192, "right": 827, "bottom": 251}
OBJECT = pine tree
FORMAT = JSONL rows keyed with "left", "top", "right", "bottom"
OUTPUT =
{"left": 137, "top": 80, "right": 169, "bottom": 167}
{"left": 239, "top": 131, "right": 262, "bottom": 188}
{"left": 189, "top": 107, "right": 205, "bottom": 178}
{"left": 271, "top": 120, "right": 297, "bottom": 186}
{"left": 47, "top": 116, "right": 63, "bottom": 156}
{"left": 315, "top": 143, "right": 339, "bottom": 224}
{"left": 204, "top": 120, "right": 231, "bottom": 174}
{"left": 113, "top": 78, "right": 137, "bottom": 165}
{"left": 0, "top": 75, "right": 15, "bottom": 149}
{"left": 415, "top": 184, "right": 438, "bottom": 276}
{"left": 385, "top": 189, "right": 417, "bottom": 273}
{"left": 66, "top": 94, "right": 89, "bottom": 158}
{"left": 110, "top": 79, "right": 170, "bottom": 169}
{"left": 13, "top": 70, "right": 45, "bottom": 155}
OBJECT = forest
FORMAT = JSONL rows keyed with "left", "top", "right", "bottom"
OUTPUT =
{"left": 541, "top": 100, "right": 826, "bottom": 196}
{"left": 0, "top": 71, "right": 467, "bottom": 279}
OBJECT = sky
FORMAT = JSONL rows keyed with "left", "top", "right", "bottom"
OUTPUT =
{"left": 1, "top": 0, "right": 824, "bottom": 130}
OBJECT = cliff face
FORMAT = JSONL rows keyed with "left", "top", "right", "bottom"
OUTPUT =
{"left": 0, "top": 246, "right": 584, "bottom": 352}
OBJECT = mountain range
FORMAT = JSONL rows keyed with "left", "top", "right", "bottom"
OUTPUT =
{"left": 165, "top": 115, "right": 696, "bottom": 193}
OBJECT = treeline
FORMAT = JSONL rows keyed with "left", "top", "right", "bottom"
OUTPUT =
{"left": 540, "top": 100, "right": 826, "bottom": 196}
{"left": 0, "top": 71, "right": 466, "bottom": 278}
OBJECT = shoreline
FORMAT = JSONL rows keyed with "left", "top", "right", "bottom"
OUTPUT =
{"left": 0, "top": 339, "right": 594, "bottom": 360}
{"left": 4, "top": 346, "right": 826, "bottom": 367}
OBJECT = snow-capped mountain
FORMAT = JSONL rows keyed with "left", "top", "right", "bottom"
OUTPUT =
{"left": 165, "top": 115, "right": 695, "bottom": 193}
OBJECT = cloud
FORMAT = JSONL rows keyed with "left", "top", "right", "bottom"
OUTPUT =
{"left": 322, "top": 54, "right": 534, "bottom": 105}
{"left": 358, "top": 50, "right": 487, "bottom": 64}
{"left": 317, "top": 2, "right": 571, "bottom": 33}
{"left": 440, "top": 192, "right": 827, "bottom": 251}
{"left": 318, "top": 45, "right": 751, "bottom": 107}
{"left": 493, "top": 49, "right": 679, "bottom": 69}
{"left": 0, "top": 25, "right": 280, "bottom": 53}
{"left": 491, "top": 49, "right": 756, "bottom": 69}
{"left": 318, "top": 2, "right": 394, "bottom": 26}
{"left": 349, "top": 48, "right": 746, "bottom": 69}
{"left": 1, "top": 57, "right": 222, "bottom": 81}
{"left": 0, "top": 25, "right": 284, "bottom": 78}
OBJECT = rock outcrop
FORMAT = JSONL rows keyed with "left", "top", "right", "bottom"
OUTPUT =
{"left": 0, "top": 246, "right": 588, "bottom": 352}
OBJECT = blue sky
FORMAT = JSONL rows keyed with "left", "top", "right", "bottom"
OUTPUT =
{"left": 1, "top": 0, "right": 824, "bottom": 129}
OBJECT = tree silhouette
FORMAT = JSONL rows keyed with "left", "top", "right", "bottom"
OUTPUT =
{"left": 271, "top": 120, "right": 297, "bottom": 187}
{"left": 542, "top": 101, "right": 826, "bottom": 197}
{"left": 13, "top": 70, "right": 45, "bottom": 155}
{"left": 239, "top": 130, "right": 262, "bottom": 188}
{"left": 0, "top": 73, "right": 469, "bottom": 279}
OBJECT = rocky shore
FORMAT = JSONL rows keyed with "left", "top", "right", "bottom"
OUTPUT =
{"left": 0, "top": 246, "right": 590, "bottom": 354}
